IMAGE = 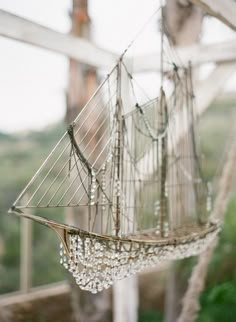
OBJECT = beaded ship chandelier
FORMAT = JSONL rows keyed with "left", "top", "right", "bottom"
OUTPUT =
{"left": 9, "top": 8, "right": 220, "bottom": 293}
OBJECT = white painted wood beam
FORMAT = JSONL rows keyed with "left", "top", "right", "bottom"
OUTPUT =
{"left": 1, "top": 9, "right": 236, "bottom": 73}
{"left": 113, "top": 62, "right": 138, "bottom": 322}
{"left": 0, "top": 10, "right": 118, "bottom": 69}
{"left": 135, "top": 62, "right": 236, "bottom": 182}
{"left": 189, "top": 0, "right": 236, "bottom": 31}
{"left": 194, "top": 63, "right": 236, "bottom": 116}
{"left": 133, "top": 40, "right": 236, "bottom": 72}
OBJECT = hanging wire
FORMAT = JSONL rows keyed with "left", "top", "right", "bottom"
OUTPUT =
{"left": 119, "top": 6, "right": 162, "bottom": 60}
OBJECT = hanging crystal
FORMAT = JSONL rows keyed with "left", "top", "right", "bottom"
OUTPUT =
{"left": 89, "top": 168, "right": 97, "bottom": 206}
{"left": 154, "top": 200, "right": 160, "bottom": 217}
{"left": 59, "top": 223, "right": 220, "bottom": 293}
{"left": 163, "top": 221, "right": 169, "bottom": 238}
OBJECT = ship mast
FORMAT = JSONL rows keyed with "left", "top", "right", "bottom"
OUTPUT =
{"left": 114, "top": 61, "right": 123, "bottom": 236}
{"left": 159, "top": 5, "right": 168, "bottom": 238}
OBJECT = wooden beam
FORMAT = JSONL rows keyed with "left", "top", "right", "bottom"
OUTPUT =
{"left": 1, "top": 9, "right": 235, "bottom": 72}
{"left": 0, "top": 282, "right": 72, "bottom": 322}
{"left": 0, "top": 10, "right": 118, "bottom": 69}
{"left": 194, "top": 63, "right": 236, "bottom": 116}
{"left": 0, "top": 267, "right": 167, "bottom": 322}
{"left": 215, "top": 91, "right": 236, "bottom": 102}
{"left": 135, "top": 62, "right": 236, "bottom": 182}
{"left": 189, "top": 0, "right": 236, "bottom": 31}
{"left": 133, "top": 39, "right": 236, "bottom": 72}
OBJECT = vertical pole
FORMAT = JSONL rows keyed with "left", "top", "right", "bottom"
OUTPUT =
{"left": 159, "top": 88, "right": 168, "bottom": 238}
{"left": 115, "top": 62, "right": 122, "bottom": 236}
{"left": 160, "top": 4, "right": 164, "bottom": 88}
{"left": 113, "top": 60, "right": 138, "bottom": 322}
{"left": 160, "top": 6, "right": 168, "bottom": 237}
{"left": 20, "top": 204, "right": 32, "bottom": 293}
{"left": 66, "top": 0, "right": 92, "bottom": 125}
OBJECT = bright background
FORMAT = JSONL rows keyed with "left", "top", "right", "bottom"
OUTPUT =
{"left": 0, "top": 0, "right": 235, "bottom": 133}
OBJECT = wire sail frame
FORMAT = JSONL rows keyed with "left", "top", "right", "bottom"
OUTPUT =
{"left": 9, "top": 10, "right": 220, "bottom": 293}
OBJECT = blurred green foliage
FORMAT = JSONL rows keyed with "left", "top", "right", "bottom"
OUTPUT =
{"left": 139, "top": 310, "right": 163, "bottom": 322}
{"left": 196, "top": 98, "right": 236, "bottom": 321}
{"left": 196, "top": 198, "right": 236, "bottom": 322}
{"left": 0, "top": 122, "right": 66, "bottom": 293}
{"left": 197, "top": 281, "right": 236, "bottom": 322}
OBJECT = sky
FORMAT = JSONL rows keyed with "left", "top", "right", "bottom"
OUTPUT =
{"left": 0, "top": 0, "right": 235, "bottom": 133}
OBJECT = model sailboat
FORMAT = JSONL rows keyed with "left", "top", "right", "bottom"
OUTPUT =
{"left": 9, "top": 9, "right": 220, "bottom": 293}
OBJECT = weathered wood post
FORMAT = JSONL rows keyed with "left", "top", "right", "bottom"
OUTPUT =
{"left": 67, "top": 1, "right": 111, "bottom": 321}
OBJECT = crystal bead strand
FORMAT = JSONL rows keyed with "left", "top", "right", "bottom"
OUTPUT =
{"left": 59, "top": 225, "right": 219, "bottom": 293}
{"left": 89, "top": 168, "right": 96, "bottom": 206}
{"left": 59, "top": 242, "right": 69, "bottom": 269}
{"left": 163, "top": 221, "right": 169, "bottom": 238}
{"left": 59, "top": 242, "right": 64, "bottom": 265}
